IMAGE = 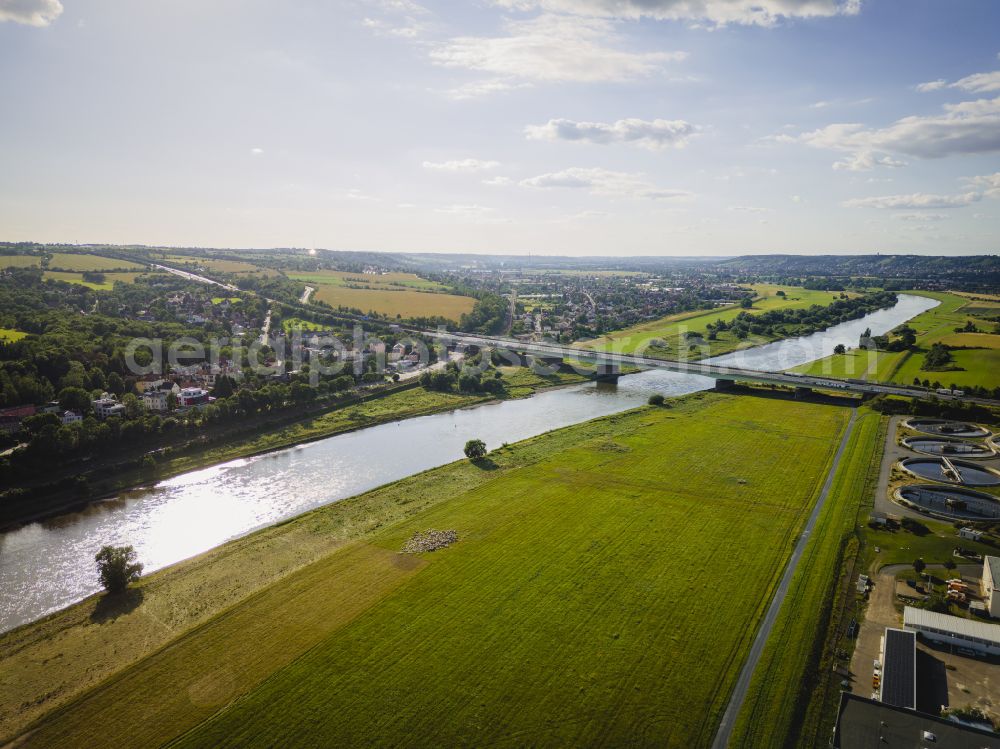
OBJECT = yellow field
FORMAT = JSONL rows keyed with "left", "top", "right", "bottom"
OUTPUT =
{"left": 312, "top": 284, "right": 475, "bottom": 320}
{"left": 288, "top": 270, "right": 446, "bottom": 292}
{"left": 939, "top": 332, "right": 1000, "bottom": 349}
{"left": 953, "top": 291, "right": 1000, "bottom": 302}
{"left": 47, "top": 253, "right": 145, "bottom": 271}
{"left": 0, "top": 255, "right": 41, "bottom": 268}
{"left": 164, "top": 255, "right": 273, "bottom": 274}
{"left": 43, "top": 271, "right": 142, "bottom": 290}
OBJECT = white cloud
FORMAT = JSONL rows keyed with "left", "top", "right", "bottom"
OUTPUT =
{"left": 435, "top": 203, "right": 494, "bottom": 216}
{"left": 892, "top": 212, "right": 949, "bottom": 222}
{"left": 482, "top": 176, "right": 513, "bottom": 186}
{"left": 843, "top": 192, "right": 981, "bottom": 210}
{"left": 727, "top": 205, "right": 771, "bottom": 213}
{"left": 441, "top": 79, "right": 533, "bottom": 100}
{"left": 250, "top": 147, "right": 264, "bottom": 155}
{"left": 423, "top": 158, "right": 500, "bottom": 172}
{"left": 0, "top": 0, "right": 63, "bottom": 26}
{"left": 832, "top": 150, "right": 907, "bottom": 171}
{"left": 916, "top": 70, "right": 1000, "bottom": 94}
{"left": 491, "top": 0, "right": 860, "bottom": 26}
{"left": 519, "top": 167, "right": 691, "bottom": 200}
{"left": 785, "top": 95, "right": 1000, "bottom": 159}
{"left": 524, "top": 117, "right": 697, "bottom": 150}
{"left": 431, "top": 14, "right": 685, "bottom": 85}
{"left": 951, "top": 70, "right": 1000, "bottom": 94}
{"left": 965, "top": 171, "right": 1000, "bottom": 197}
{"left": 362, "top": 16, "right": 425, "bottom": 38}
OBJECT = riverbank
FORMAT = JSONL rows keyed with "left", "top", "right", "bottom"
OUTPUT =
{"left": 0, "top": 366, "right": 588, "bottom": 531}
{"left": 0, "top": 391, "right": 851, "bottom": 747}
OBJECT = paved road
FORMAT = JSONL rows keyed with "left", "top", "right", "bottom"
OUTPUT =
{"left": 711, "top": 409, "right": 859, "bottom": 749}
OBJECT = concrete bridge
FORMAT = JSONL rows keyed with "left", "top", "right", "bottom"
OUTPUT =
{"left": 429, "top": 332, "right": 998, "bottom": 406}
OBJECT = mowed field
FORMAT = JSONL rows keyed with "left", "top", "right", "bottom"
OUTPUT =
{"left": 287, "top": 270, "right": 475, "bottom": 320}
{"left": 8, "top": 394, "right": 849, "bottom": 748}
{"left": 579, "top": 284, "right": 853, "bottom": 359}
{"left": 42, "top": 271, "right": 143, "bottom": 290}
{"left": 47, "top": 253, "right": 145, "bottom": 271}
{"left": 0, "top": 255, "right": 41, "bottom": 268}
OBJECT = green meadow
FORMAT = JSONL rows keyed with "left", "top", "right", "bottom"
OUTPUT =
{"left": 7, "top": 393, "right": 850, "bottom": 748}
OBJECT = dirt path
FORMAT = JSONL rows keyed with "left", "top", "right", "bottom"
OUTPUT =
{"left": 300, "top": 285, "right": 314, "bottom": 304}
{"left": 711, "top": 408, "right": 858, "bottom": 749}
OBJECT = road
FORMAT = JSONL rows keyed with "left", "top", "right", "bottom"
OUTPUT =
{"left": 300, "top": 285, "right": 315, "bottom": 304}
{"left": 710, "top": 409, "right": 859, "bottom": 749}
{"left": 429, "top": 332, "right": 1000, "bottom": 407}
{"left": 260, "top": 306, "right": 272, "bottom": 345}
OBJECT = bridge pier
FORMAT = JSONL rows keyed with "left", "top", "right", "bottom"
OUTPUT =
{"left": 715, "top": 378, "right": 736, "bottom": 391}
{"left": 529, "top": 355, "right": 564, "bottom": 375}
{"left": 595, "top": 363, "right": 620, "bottom": 382}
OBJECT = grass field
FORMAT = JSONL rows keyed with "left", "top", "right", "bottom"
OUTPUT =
{"left": 730, "top": 409, "right": 884, "bottom": 748}
{"left": 47, "top": 253, "right": 145, "bottom": 271}
{"left": 5, "top": 393, "right": 850, "bottom": 748}
{"left": 281, "top": 316, "right": 329, "bottom": 332}
{"left": 42, "top": 271, "right": 143, "bottom": 290}
{"left": 579, "top": 284, "right": 854, "bottom": 360}
{"left": 0, "top": 328, "right": 28, "bottom": 342}
{"left": 0, "top": 255, "right": 41, "bottom": 268}
{"left": 791, "top": 349, "right": 883, "bottom": 378}
{"left": 288, "top": 270, "right": 447, "bottom": 292}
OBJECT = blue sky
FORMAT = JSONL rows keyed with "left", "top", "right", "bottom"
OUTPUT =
{"left": 1, "top": 0, "right": 998, "bottom": 256}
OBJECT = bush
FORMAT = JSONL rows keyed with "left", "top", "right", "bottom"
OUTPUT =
{"left": 648, "top": 394, "right": 665, "bottom": 406}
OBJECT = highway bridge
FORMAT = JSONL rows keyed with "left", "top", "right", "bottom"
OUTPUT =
{"left": 429, "top": 331, "right": 999, "bottom": 406}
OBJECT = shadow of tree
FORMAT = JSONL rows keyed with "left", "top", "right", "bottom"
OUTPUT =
{"left": 472, "top": 457, "right": 500, "bottom": 471}
{"left": 90, "top": 588, "right": 144, "bottom": 624}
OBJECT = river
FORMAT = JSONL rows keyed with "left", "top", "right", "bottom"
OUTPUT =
{"left": 0, "top": 293, "right": 938, "bottom": 632}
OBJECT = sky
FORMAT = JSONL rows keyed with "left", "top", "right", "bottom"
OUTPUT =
{"left": 0, "top": 0, "right": 999, "bottom": 257}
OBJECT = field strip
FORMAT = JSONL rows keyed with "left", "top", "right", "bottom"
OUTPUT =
{"left": 711, "top": 408, "right": 858, "bottom": 749}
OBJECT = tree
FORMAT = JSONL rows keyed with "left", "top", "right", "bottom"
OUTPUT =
{"left": 648, "top": 393, "right": 665, "bottom": 406}
{"left": 944, "top": 559, "right": 957, "bottom": 572}
{"left": 834, "top": 344, "right": 847, "bottom": 355}
{"left": 95, "top": 545, "right": 144, "bottom": 594}
{"left": 59, "top": 386, "right": 92, "bottom": 414}
{"left": 740, "top": 296, "right": 754, "bottom": 309}
{"left": 775, "top": 290, "right": 786, "bottom": 297}
{"left": 464, "top": 439, "right": 487, "bottom": 460}
{"left": 913, "top": 558, "right": 926, "bottom": 576}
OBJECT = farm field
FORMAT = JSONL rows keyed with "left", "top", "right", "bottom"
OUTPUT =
{"left": 0, "top": 255, "right": 41, "bottom": 268}
{"left": 791, "top": 349, "right": 883, "bottom": 379}
{"left": 42, "top": 271, "right": 142, "bottom": 290}
{"left": 163, "top": 255, "right": 278, "bottom": 275}
{"left": 287, "top": 269, "right": 447, "bottom": 291}
{"left": 579, "top": 284, "right": 854, "bottom": 359}
{"left": 47, "top": 253, "right": 145, "bottom": 271}
{"left": 310, "top": 283, "right": 475, "bottom": 320}
{"left": 7, "top": 393, "right": 850, "bottom": 748}
{"left": 0, "top": 328, "right": 28, "bottom": 342}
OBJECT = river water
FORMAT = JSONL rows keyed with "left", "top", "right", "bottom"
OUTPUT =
{"left": 0, "top": 293, "right": 938, "bottom": 632}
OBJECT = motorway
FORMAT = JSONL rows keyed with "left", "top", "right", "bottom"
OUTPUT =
{"left": 428, "top": 332, "right": 1000, "bottom": 407}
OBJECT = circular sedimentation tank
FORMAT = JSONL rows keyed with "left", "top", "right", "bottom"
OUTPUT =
{"left": 901, "top": 436, "right": 995, "bottom": 459}
{"left": 895, "top": 484, "right": 1000, "bottom": 520}
{"left": 902, "top": 418, "right": 991, "bottom": 439}
{"left": 899, "top": 457, "right": 1000, "bottom": 487}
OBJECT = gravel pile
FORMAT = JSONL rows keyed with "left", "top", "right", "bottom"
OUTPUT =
{"left": 401, "top": 529, "right": 458, "bottom": 554}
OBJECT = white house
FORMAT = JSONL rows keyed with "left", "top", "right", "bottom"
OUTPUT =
{"left": 61, "top": 410, "right": 82, "bottom": 425}
{"left": 982, "top": 556, "right": 1000, "bottom": 618}
{"left": 92, "top": 393, "right": 125, "bottom": 420}
{"left": 960, "top": 527, "right": 984, "bottom": 542}
{"left": 142, "top": 390, "right": 170, "bottom": 412}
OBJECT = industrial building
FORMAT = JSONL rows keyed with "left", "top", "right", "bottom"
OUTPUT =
{"left": 833, "top": 694, "right": 1000, "bottom": 748}
{"left": 983, "top": 556, "right": 1000, "bottom": 617}
{"left": 879, "top": 628, "right": 916, "bottom": 709}
{"left": 904, "top": 606, "right": 1000, "bottom": 655}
